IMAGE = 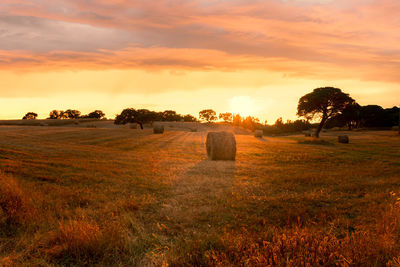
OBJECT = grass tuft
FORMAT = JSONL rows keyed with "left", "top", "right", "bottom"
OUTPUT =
{"left": 0, "top": 172, "right": 34, "bottom": 226}
{"left": 40, "top": 218, "right": 127, "bottom": 265}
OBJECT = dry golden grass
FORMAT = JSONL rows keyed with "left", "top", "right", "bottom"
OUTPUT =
{"left": 0, "top": 172, "right": 35, "bottom": 226}
{"left": 0, "top": 126, "right": 399, "bottom": 266}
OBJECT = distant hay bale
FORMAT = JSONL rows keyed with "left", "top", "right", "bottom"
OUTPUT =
{"left": 129, "top": 123, "right": 138, "bottom": 129}
{"left": 40, "top": 122, "right": 48, "bottom": 127}
{"left": 305, "top": 132, "right": 311, "bottom": 137}
{"left": 254, "top": 130, "right": 263, "bottom": 138}
{"left": 74, "top": 121, "right": 79, "bottom": 125}
{"left": 338, "top": 135, "right": 349, "bottom": 144}
{"left": 392, "top": 126, "right": 399, "bottom": 131}
{"left": 206, "top": 131, "right": 236, "bottom": 161}
{"left": 190, "top": 128, "right": 197, "bottom": 132}
{"left": 153, "top": 124, "right": 164, "bottom": 134}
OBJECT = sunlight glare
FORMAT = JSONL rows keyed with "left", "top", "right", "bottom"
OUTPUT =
{"left": 230, "top": 96, "right": 256, "bottom": 117}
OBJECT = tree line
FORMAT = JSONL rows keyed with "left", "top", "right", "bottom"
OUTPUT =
{"left": 22, "top": 110, "right": 106, "bottom": 120}
{"left": 20, "top": 87, "right": 398, "bottom": 138}
{"left": 114, "top": 108, "right": 197, "bottom": 129}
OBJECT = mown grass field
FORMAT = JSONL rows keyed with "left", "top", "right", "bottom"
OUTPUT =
{"left": 0, "top": 125, "right": 399, "bottom": 266}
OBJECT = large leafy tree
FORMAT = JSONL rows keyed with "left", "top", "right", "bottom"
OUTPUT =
{"left": 297, "top": 87, "right": 354, "bottom": 138}
{"left": 114, "top": 108, "right": 143, "bottom": 129}
{"left": 199, "top": 109, "right": 217, "bottom": 123}
{"left": 85, "top": 110, "right": 106, "bottom": 119}
{"left": 22, "top": 112, "right": 38, "bottom": 120}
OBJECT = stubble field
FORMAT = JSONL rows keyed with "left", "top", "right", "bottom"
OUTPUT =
{"left": 0, "top": 125, "right": 399, "bottom": 266}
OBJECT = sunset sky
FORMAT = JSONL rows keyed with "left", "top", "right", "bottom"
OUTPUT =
{"left": 0, "top": 0, "right": 399, "bottom": 122}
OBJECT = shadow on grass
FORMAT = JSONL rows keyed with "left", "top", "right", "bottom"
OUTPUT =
{"left": 297, "top": 138, "right": 334, "bottom": 146}
{"left": 185, "top": 159, "right": 237, "bottom": 178}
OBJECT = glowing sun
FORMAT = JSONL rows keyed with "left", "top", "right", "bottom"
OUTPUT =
{"left": 230, "top": 96, "right": 256, "bottom": 117}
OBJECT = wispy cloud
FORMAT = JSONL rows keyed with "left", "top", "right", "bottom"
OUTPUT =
{"left": 0, "top": 0, "right": 399, "bottom": 83}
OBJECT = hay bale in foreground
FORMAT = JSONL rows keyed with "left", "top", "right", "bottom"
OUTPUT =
{"left": 153, "top": 124, "right": 164, "bottom": 134}
{"left": 206, "top": 131, "right": 236, "bottom": 161}
{"left": 338, "top": 135, "right": 349, "bottom": 144}
{"left": 254, "top": 130, "right": 263, "bottom": 138}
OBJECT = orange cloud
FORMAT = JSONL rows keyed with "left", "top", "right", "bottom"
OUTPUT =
{"left": 0, "top": 0, "right": 399, "bottom": 84}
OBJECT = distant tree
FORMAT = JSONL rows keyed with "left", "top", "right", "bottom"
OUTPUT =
{"left": 65, "top": 109, "right": 81, "bottom": 119}
{"left": 48, "top": 110, "right": 61, "bottom": 119}
{"left": 162, "top": 110, "right": 180, "bottom": 121}
{"left": 22, "top": 112, "right": 38, "bottom": 120}
{"left": 85, "top": 110, "right": 105, "bottom": 119}
{"left": 274, "top": 117, "right": 284, "bottom": 128}
{"left": 219, "top": 112, "right": 233, "bottom": 123}
{"left": 359, "top": 105, "right": 385, "bottom": 127}
{"left": 338, "top": 102, "right": 361, "bottom": 130}
{"left": 242, "top": 116, "right": 260, "bottom": 131}
{"left": 59, "top": 111, "right": 68, "bottom": 119}
{"left": 114, "top": 108, "right": 143, "bottom": 129}
{"left": 183, "top": 114, "right": 197, "bottom": 122}
{"left": 199, "top": 109, "right": 217, "bottom": 123}
{"left": 135, "top": 109, "right": 160, "bottom": 123}
{"left": 232, "top": 114, "right": 241, "bottom": 126}
{"left": 297, "top": 87, "right": 354, "bottom": 138}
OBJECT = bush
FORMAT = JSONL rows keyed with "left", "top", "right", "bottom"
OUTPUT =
{"left": 0, "top": 172, "right": 33, "bottom": 225}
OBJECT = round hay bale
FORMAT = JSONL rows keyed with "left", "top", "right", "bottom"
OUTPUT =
{"left": 153, "top": 124, "right": 164, "bottom": 134}
{"left": 129, "top": 123, "right": 138, "bottom": 129}
{"left": 338, "top": 135, "right": 349, "bottom": 144}
{"left": 254, "top": 130, "right": 263, "bottom": 138}
{"left": 304, "top": 132, "right": 311, "bottom": 137}
{"left": 190, "top": 128, "right": 198, "bottom": 132}
{"left": 206, "top": 131, "right": 236, "bottom": 161}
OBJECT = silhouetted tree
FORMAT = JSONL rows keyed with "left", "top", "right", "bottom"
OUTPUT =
{"left": 199, "top": 109, "right": 217, "bottom": 123}
{"left": 232, "top": 114, "right": 242, "bottom": 126}
{"left": 22, "top": 112, "right": 38, "bottom": 120}
{"left": 162, "top": 110, "right": 180, "bottom": 121}
{"left": 219, "top": 112, "right": 233, "bottom": 123}
{"left": 273, "top": 118, "right": 311, "bottom": 133}
{"left": 114, "top": 108, "right": 143, "bottom": 129}
{"left": 274, "top": 117, "right": 284, "bottom": 128}
{"left": 183, "top": 114, "right": 197, "bottom": 122}
{"left": 48, "top": 110, "right": 61, "bottom": 119}
{"left": 65, "top": 109, "right": 81, "bottom": 119}
{"left": 85, "top": 110, "right": 106, "bottom": 119}
{"left": 339, "top": 102, "right": 361, "bottom": 130}
{"left": 297, "top": 87, "right": 354, "bottom": 138}
{"left": 242, "top": 116, "right": 260, "bottom": 131}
